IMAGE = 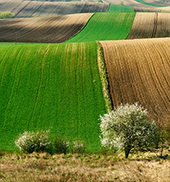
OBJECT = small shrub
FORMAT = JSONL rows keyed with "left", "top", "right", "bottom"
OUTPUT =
{"left": 0, "top": 12, "right": 15, "bottom": 19}
{"left": 71, "top": 140, "right": 86, "bottom": 154}
{"left": 53, "top": 136, "right": 69, "bottom": 154}
{"left": 15, "top": 130, "right": 51, "bottom": 153}
{"left": 100, "top": 103, "right": 159, "bottom": 158}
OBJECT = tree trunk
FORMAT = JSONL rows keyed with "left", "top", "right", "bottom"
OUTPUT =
{"left": 125, "top": 147, "right": 131, "bottom": 158}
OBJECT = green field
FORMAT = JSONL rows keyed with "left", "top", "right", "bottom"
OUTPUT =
{"left": 0, "top": 42, "right": 106, "bottom": 152}
{"left": 108, "top": 4, "right": 134, "bottom": 12}
{"left": 66, "top": 12, "right": 136, "bottom": 43}
{"left": 135, "top": 0, "right": 167, "bottom": 7}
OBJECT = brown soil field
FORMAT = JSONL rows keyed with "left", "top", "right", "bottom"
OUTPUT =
{"left": 0, "top": 0, "right": 21, "bottom": 12}
{"left": 12, "top": 1, "right": 31, "bottom": 17}
{"left": 107, "top": 0, "right": 170, "bottom": 11}
{"left": 15, "top": 1, "right": 44, "bottom": 18}
{"left": 134, "top": 7, "right": 161, "bottom": 11}
{"left": 0, "top": 1, "right": 109, "bottom": 18}
{"left": 127, "top": 12, "right": 170, "bottom": 39}
{"left": 0, "top": 13, "right": 93, "bottom": 43}
{"left": 100, "top": 38, "right": 170, "bottom": 121}
{"left": 156, "top": 13, "right": 170, "bottom": 37}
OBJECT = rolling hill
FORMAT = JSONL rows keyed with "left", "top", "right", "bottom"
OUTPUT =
{"left": 100, "top": 38, "right": 170, "bottom": 121}
{"left": 0, "top": 42, "right": 106, "bottom": 152}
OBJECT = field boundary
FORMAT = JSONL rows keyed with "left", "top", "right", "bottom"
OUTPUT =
{"left": 65, "top": 13, "right": 95, "bottom": 42}
{"left": 97, "top": 41, "right": 112, "bottom": 112}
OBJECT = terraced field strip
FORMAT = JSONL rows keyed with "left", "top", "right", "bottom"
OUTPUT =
{"left": 108, "top": 4, "right": 134, "bottom": 12}
{"left": 66, "top": 12, "right": 136, "bottom": 43}
{"left": 0, "top": 13, "right": 93, "bottom": 43}
{"left": 127, "top": 12, "right": 170, "bottom": 39}
{"left": 100, "top": 38, "right": 170, "bottom": 121}
{"left": 0, "top": 1, "right": 109, "bottom": 17}
{"left": 0, "top": 42, "right": 106, "bottom": 152}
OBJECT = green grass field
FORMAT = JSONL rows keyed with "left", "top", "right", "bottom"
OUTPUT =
{"left": 135, "top": 0, "right": 167, "bottom": 7}
{"left": 108, "top": 4, "right": 134, "bottom": 12}
{"left": 66, "top": 12, "right": 136, "bottom": 43}
{"left": 0, "top": 42, "right": 106, "bottom": 153}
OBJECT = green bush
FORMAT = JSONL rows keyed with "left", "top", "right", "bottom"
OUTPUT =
{"left": 0, "top": 12, "right": 15, "bottom": 19}
{"left": 53, "top": 136, "right": 69, "bottom": 154}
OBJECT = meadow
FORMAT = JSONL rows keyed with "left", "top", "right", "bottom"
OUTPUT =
{"left": 0, "top": 42, "right": 106, "bottom": 152}
{"left": 66, "top": 12, "right": 136, "bottom": 42}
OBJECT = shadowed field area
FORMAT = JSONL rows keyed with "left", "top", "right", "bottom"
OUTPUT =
{"left": 0, "top": 1, "right": 109, "bottom": 18}
{"left": 0, "top": 13, "right": 93, "bottom": 43}
{"left": 100, "top": 38, "right": 170, "bottom": 121}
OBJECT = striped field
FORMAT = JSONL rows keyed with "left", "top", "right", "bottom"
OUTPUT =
{"left": 0, "top": 42, "right": 106, "bottom": 152}
{"left": 66, "top": 12, "right": 136, "bottom": 42}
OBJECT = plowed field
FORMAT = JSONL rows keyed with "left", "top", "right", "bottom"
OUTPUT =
{"left": 0, "top": 13, "right": 93, "bottom": 43}
{"left": 0, "top": 1, "right": 109, "bottom": 17}
{"left": 127, "top": 12, "right": 170, "bottom": 39}
{"left": 0, "top": 0, "right": 21, "bottom": 12}
{"left": 100, "top": 38, "right": 170, "bottom": 121}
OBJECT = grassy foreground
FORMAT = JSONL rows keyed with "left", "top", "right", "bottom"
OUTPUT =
{"left": 0, "top": 145, "right": 170, "bottom": 182}
{"left": 66, "top": 12, "right": 136, "bottom": 42}
{"left": 0, "top": 42, "right": 106, "bottom": 152}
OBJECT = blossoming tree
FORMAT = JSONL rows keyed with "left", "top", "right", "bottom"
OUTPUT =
{"left": 100, "top": 103, "right": 159, "bottom": 158}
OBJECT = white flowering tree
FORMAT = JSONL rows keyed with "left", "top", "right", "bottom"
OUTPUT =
{"left": 15, "top": 130, "right": 51, "bottom": 153}
{"left": 100, "top": 103, "right": 159, "bottom": 158}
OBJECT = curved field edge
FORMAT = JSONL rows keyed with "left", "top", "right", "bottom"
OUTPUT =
{"left": 127, "top": 12, "right": 170, "bottom": 39}
{"left": 0, "top": 13, "right": 93, "bottom": 43}
{"left": 100, "top": 38, "right": 170, "bottom": 122}
{"left": 0, "top": 42, "right": 107, "bottom": 152}
{"left": 135, "top": 0, "right": 168, "bottom": 7}
{"left": 66, "top": 12, "right": 136, "bottom": 43}
{"left": 0, "top": 1, "right": 110, "bottom": 18}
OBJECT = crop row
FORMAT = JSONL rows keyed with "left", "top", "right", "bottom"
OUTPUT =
{"left": 100, "top": 38, "right": 170, "bottom": 121}
{"left": 0, "top": 42, "right": 106, "bottom": 152}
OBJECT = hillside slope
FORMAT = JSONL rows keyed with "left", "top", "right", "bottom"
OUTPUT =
{"left": 100, "top": 38, "right": 170, "bottom": 121}
{"left": 0, "top": 13, "right": 93, "bottom": 43}
{"left": 66, "top": 12, "right": 136, "bottom": 42}
{"left": 127, "top": 12, "right": 170, "bottom": 39}
{"left": 0, "top": 1, "right": 109, "bottom": 18}
{"left": 0, "top": 42, "right": 106, "bottom": 152}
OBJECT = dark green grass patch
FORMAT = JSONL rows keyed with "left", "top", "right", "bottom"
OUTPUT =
{"left": 66, "top": 12, "right": 136, "bottom": 43}
{"left": 0, "top": 42, "right": 106, "bottom": 153}
{"left": 108, "top": 4, "right": 134, "bottom": 12}
{"left": 135, "top": 0, "right": 167, "bottom": 7}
